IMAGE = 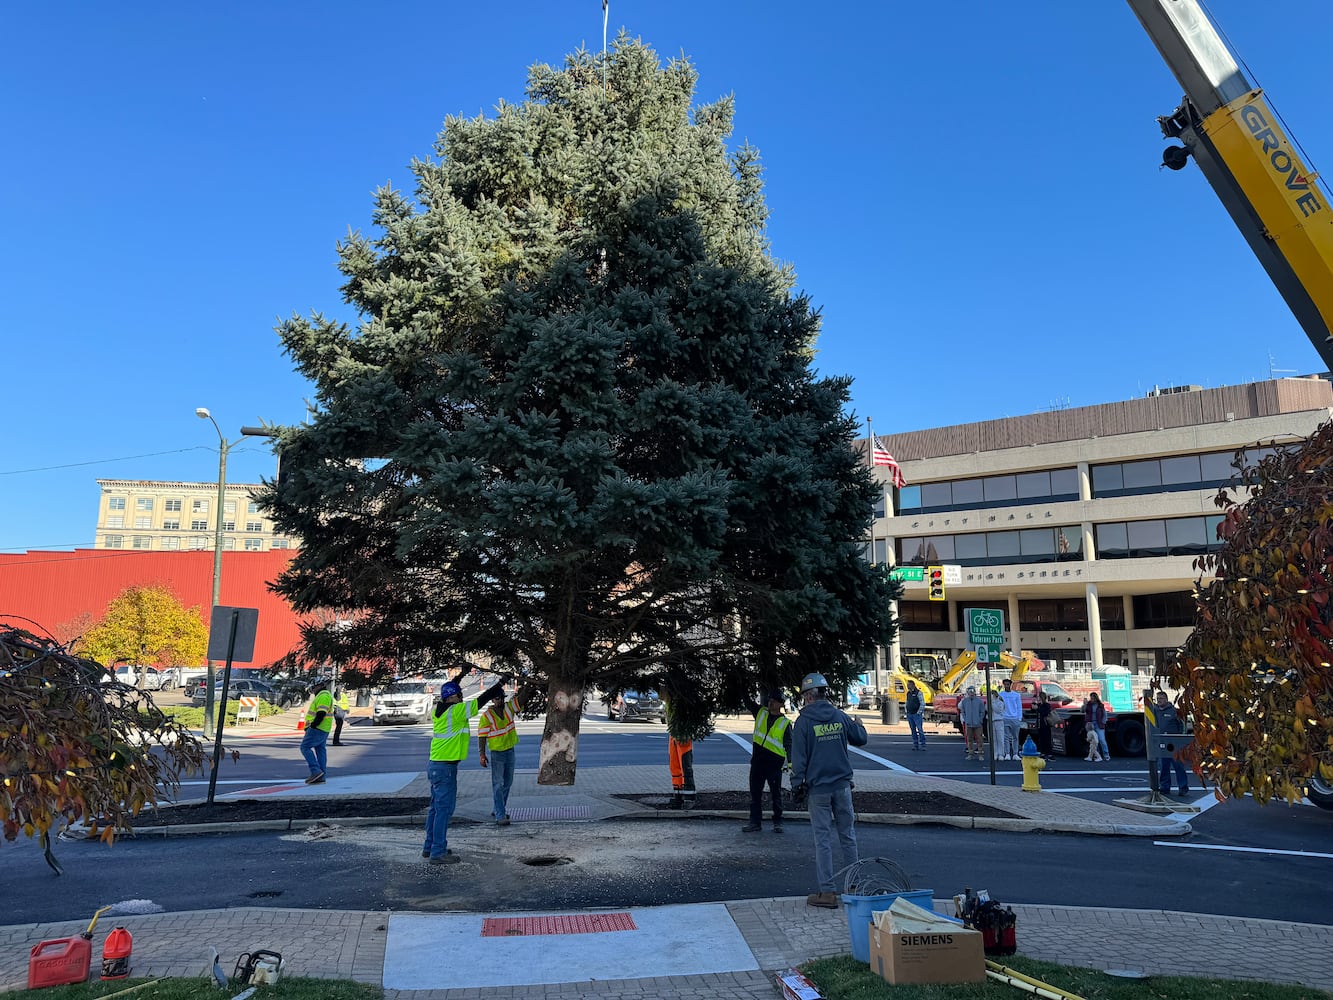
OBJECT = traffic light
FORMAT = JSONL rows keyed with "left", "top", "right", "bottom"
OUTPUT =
{"left": 927, "top": 565, "right": 946, "bottom": 602}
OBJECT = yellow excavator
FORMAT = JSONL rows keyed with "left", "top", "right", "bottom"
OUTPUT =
{"left": 889, "top": 649, "right": 1036, "bottom": 709}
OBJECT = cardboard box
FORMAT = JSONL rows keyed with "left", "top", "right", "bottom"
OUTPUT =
{"left": 775, "top": 969, "right": 824, "bottom": 999}
{"left": 869, "top": 923, "right": 986, "bottom": 985}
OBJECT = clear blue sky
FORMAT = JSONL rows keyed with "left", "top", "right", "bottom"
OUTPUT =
{"left": 3, "top": 1, "right": 1330, "bottom": 554}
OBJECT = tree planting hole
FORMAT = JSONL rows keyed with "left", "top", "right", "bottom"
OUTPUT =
{"left": 522, "top": 855, "right": 573, "bottom": 867}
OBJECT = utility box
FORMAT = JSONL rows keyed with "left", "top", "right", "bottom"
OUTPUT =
{"left": 1092, "top": 665, "right": 1134, "bottom": 713}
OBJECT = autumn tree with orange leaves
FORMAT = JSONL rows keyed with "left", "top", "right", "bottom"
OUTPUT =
{"left": 0, "top": 627, "right": 205, "bottom": 872}
{"left": 1168, "top": 424, "right": 1333, "bottom": 808}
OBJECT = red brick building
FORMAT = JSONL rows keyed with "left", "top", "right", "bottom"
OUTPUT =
{"left": 0, "top": 548, "right": 304, "bottom": 666}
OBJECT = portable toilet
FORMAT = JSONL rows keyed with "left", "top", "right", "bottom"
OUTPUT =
{"left": 1092, "top": 665, "right": 1134, "bottom": 713}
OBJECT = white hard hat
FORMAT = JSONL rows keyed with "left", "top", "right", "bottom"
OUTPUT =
{"left": 800, "top": 672, "right": 829, "bottom": 693}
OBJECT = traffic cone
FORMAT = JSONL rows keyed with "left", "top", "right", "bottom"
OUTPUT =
{"left": 296, "top": 719, "right": 305, "bottom": 731}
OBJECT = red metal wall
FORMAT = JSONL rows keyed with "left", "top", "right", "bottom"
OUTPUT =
{"left": 0, "top": 548, "right": 303, "bottom": 666}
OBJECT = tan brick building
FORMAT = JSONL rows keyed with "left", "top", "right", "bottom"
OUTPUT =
{"left": 94, "top": 479, "right": 295, "bottom": 553}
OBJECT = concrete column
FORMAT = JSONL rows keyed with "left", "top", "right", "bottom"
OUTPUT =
{"left": 1123, "top": 595, "right": 1137, "bottom": 672}
{"left": 1086, "top": 583, "right": 1104, "bottom": 667}
{"left": 1082, "top": 521, "right": 1096, "bottom": 561}
{"left": 1007, "top": 592, "right": 1021, "bottom": 652}
{"left": 1077, "top": 461, "right": 1091, "bottom": 501}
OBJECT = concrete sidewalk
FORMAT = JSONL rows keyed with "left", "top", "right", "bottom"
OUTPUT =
{"left": 5, "top": 899, "right": 1331, "bottom": 997}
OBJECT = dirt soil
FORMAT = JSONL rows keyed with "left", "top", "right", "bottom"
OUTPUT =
{"left": 131, "top": 789, "right": 1016, "bottom": 827}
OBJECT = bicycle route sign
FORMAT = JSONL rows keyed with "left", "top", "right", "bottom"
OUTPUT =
{"left": 966, "top": 607, "right": 1004, "bottom": 647}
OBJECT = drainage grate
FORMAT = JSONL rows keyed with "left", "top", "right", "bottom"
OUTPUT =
{"left": 481, "top": 912, "right": 637, "bottom": 937}
{"left": 506, "top": 805, "right": 592, "bottom": 821}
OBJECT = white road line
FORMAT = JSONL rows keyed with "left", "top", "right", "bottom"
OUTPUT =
{"left": 722, "top": 732, "right": 754, "bottom": 753}
{"left": 1153, "top": 841, "right": 1333, "bottom": 861}
{"left": 851, "top": 745, "right": 914, "bottom": 774}
{"left": 178, "top": 778, "right": 304, "bottom": 786}
{"left": 925, "top": 769, "right": 1145, "bottom": 777}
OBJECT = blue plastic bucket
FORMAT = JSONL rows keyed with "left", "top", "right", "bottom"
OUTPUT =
{"left": 841, "top": 889, "right": 936, "bottom": 963}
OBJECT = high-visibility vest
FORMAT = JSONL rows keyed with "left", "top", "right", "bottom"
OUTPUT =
{"left": 305, "top": 690, "right": 334, "bottom": 732}
{"left": 336, "top": 690, "right": 349, "bottom": 712}
{"left": 752, "top": 708, "right": 789, "bottom": 759}
{"left": 429, "top": 698, "right": 479, "bottom": 762}
{"left": 479, "top": 698, "right": 521, "bottom": 753}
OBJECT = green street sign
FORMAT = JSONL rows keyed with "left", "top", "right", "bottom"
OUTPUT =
{"left": 889, "top": 566, "right": 925, "bottom": 582}
{"left": 967, "top": 607, "right": 1004, "bottom": 646}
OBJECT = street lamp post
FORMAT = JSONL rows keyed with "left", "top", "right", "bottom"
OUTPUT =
{"left": 196, "top": 407, "right": 238, "bottom": 739}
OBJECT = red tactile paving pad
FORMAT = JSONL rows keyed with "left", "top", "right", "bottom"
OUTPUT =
{"left": 481, "top": 912, "right": 637, "bottom": 937}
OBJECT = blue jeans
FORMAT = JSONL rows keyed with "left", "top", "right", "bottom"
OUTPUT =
{"left": 300, "top": 726, "right": 328, "bottom": 776}
{"left": 1160, "top": 756, "right": 1188, "bottom": 793}
{"left": 906, "top": 712, "right": 925, "bottom": 747}
{"left": 489, "top": 747, "right": 516, "bottom": 820}
{"left": 1091, "top": 726, "right": 1110, "bottom": 758}
{"left": 809, "top": 785, "right": 858, "bottom": 893}
{"left": 423, "top": 760, "right": 459, "bottom": 859}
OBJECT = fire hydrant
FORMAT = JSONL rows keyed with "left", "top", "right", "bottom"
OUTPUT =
{"left": 1020, "top": 736, "right": 1045, "bottom": 792}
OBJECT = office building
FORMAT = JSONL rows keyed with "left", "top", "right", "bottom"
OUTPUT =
{"left": 94, "top": 479, "right": 295, "bottom": 553}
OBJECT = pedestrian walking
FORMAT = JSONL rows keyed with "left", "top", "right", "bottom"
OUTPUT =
{"left": 741, "top": 689, "right": 792, "bottom": 833}
{"left": 999, "top": 678, "right": 1023, "bottom": 760}
{"left": 1034, "top": 690, "right": 1053, "bottom": 758}
{"left": 331, "top": 686, "right": 350, "bottom": 746}
{"left": 299, "top": 677, "right": 334, "bottom": 784}
{"left": 904, "top": 684, "right": 926, "bottom": 750}
{"left": 1083, "top": 691, "right": 1109, "bottom": 762}
{"left": 1150, "top": 689, "right": 1190, "bottom": 795}
{"left": 423, "top": 668, "right": 505, "bottom": 865}
{"left": 478, "top": 682, "right": 537, "bottom": 826}
{"left": 958, "top": 685, "right": 986, "bottom": 760}
{"left": 791, "top": 671, "right": 868, "bottom": 909}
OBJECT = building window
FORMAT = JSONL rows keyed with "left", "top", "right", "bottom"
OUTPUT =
{"left": 899, "top": 601, "right": 949, "bottom": 630}
{"left": 244, "top": 538, "right": 264, "bottom": 551}
{"left": 188, "top": 536, "right": 209, "bottom": 550}
{"left": 108, "top": 497, "right": 126, "bottom": 510}
{"left": 1095, "top": 516, "right": 1225, "bottom": 559}
{"left": 246, "top": 521, "right": 263, "bottom": 533}
{"left": 272, "top": 538, "right": 290, "bottom": 549}
{"left": 191, "top": 519, "right": 209, "bottom": 531}
{"left": 247, "top": 501, "right": 260, "bottom": 514}
{"left": 107, "top": 515, "right": 124, "bottom": 529}
{"left": 1132, "top": 591, "right": 1197, "bottom": 629}
{"left": 223, "top": 537, "right": 236, "bottom": 550}
{"left": 134, "top": 516, "right": 151, "bottom": 529}
{"left": 1018, "top": 599, "right": 1087, "bottom": 631}
{"left": 161, "top": 537, "right": 180, "bottom": 550}
{"left": 165, "top": 499, "right": 182, "bottom": 512}
{"left": 135, "top": 498, "right": 154, "bottom": 511}
{"left": 222, "top": 521, "right": 236, "bottom": 532}
{"left": 899, "top": 467, "right": 1079, "bottom": 514}
{"left": 132, "top": 536, "right": 152, "bottom": 550}
{"left": 1091, "top": 447, "right": 1281, "bottom": 499}
{"left": 163, "top": 519, "right": 180, "bottom": 531}
{"left": 104, "top": 535, "right": 124, "bottom": 548}
{"left": 224, "top": 501, "right": 237, "bottom": 515}
{"left": 192, "top": 499, "right": 209, "bottom": 514}
{"left": 1099, "top": 599, "right": 1126, "bottom": 631}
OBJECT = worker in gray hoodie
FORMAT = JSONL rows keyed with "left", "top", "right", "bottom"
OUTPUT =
{"left": 790, "top": 671, "right": 869, "bottom": 909}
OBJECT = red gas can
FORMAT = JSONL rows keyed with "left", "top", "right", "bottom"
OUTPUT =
{"left": 28, "top": 936, "right": 92, "bottom": 989}
{"left": 100, "top": 926, "right": 133, "bottom": 980}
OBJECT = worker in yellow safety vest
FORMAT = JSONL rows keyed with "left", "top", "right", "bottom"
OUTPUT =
{"left": 741, "top": 689, "right": 792, "bottom": 833}
{"left": 423, "top": 668, "right": 505, "bottom": 865}
{"left": 331, "top": 687, "right": 350, "bottom": 746}
{"left": 300, "top": 677, "right": 334, "bottom": 784}
{"left": 478, "top": 682, "right": 539, "bottom": 826}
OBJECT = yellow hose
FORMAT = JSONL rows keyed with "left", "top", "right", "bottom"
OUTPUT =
{"left": 986, "top": 961, "right": 1086, "bottom": 1000}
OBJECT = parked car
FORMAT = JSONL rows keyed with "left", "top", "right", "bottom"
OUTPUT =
{"left": 609, "top": 690, "right": 665, "bottom": 723}
{"left": 191, "top": 678, "right": 283, "bottom": 708}
{"left": 142, "top": 666, "right": 179, "bottom": 691}
{"left": 372, "top": 681, "right": 435, "bottom": 725}
{"left": 102, "top": 664, "right": 139, "bottom": 686}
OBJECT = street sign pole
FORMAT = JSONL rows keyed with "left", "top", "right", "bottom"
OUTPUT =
{"left": 984, "top": 658, "right": 996, "bottom": 786}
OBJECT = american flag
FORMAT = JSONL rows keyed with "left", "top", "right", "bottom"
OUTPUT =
{"left": 871, "top": 435, "right": 907, "bottom": 488}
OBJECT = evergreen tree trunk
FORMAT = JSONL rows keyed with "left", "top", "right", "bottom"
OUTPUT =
{"left": 537, "top": 675, "right": 585, "bottom": 786}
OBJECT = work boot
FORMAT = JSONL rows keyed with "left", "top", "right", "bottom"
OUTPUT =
{"left": 806, "top": 892, "right": 839, "bottom": 909}
{"left": 740, "top": 823, "right": 762, "bottom": 833}
{"left": 669, "top": 794, "right": 683, "bottom": 810}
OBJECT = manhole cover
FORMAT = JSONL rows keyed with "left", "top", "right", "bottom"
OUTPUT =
{"left": 521, "top": 855, "right": 573, "bottom": 867}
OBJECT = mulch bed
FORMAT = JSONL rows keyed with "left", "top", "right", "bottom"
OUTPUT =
{"left": 125, "top": 789, "right": 1017, "bottom": 829}
{"left": 618, "top": 789, "right": 1018, "bottom": 819}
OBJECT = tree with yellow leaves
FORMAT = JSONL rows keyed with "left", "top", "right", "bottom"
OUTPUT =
{"left": 82, "top": 585, "right": 208, "bottom": 688}
{"left": 1169, "top": 424, "right": 1333, "bottom": 809}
